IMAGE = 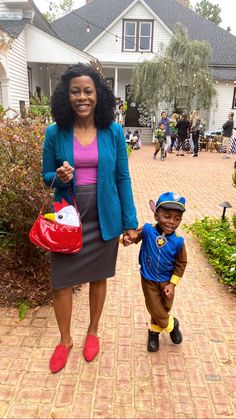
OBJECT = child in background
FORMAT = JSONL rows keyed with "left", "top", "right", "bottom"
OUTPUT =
{"left": 126, "top": 192, "right": 187, "bottom": 352}
{"left": 153, "top": 123, "right": 166, "bottom": 161}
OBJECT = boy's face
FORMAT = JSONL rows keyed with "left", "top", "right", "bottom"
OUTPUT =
{"left": 154, "top": 207, "right": 183, "bottom": 235}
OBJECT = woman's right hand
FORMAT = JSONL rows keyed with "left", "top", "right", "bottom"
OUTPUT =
{"left": 56, "top": 161, "right": 74, "bottom": 183}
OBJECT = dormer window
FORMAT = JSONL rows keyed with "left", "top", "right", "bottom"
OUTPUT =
{"left": 123, "top": 19, "right": 153, "bottom": 52}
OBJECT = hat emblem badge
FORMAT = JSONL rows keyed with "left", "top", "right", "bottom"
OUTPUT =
{"left": 173, "top": 194, "right": 180, "bottom": 201}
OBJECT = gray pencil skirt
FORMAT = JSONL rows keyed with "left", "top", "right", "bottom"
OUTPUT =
{"left": 50, "top": 184, "right": 119, "bottom": 289}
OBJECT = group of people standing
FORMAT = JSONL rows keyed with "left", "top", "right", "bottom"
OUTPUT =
{"left": 153, "top": 110, "right": 235, "bottom": 161}
{"left": 153, "top": 110, "right": 203, "bottom": 160}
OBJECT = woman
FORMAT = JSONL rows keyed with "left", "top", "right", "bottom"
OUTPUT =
{"left": 175, "top": 113, "right": 191, "bottom": 156}
{"left": 42, "top": 64, "right": 138, "bottom": 373}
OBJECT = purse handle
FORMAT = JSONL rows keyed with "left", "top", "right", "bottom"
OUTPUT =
{"left": 40, "top": 175, "right": 79, "bottom": 216}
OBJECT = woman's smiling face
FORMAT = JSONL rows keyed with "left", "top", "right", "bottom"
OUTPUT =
{"left": 69, "top": 75, "right": 97, "bottom": 120}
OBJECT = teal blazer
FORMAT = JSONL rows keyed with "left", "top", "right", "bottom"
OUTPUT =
{"left": 42, "top": 122, "right": 138, "bottom": 240}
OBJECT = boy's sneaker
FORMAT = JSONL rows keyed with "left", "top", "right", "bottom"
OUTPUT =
{"left": 160, "top": 157, "right": 165, "bottom": 161}
{"left": 147, "top": 329, "right": 159, "bottom": 352}
{"left": 169, "top": 318, "right": 182, "bottom": 344}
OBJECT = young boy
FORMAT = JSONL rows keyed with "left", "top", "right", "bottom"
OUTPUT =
{"left": 134, "top": 192, "right": 187, "bottom": 351}
{"left": 153, "top": 123, "right": 166, "bottom": 161}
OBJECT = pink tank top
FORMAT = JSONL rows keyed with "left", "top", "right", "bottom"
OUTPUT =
{"left": 73, "top": 136, "right": 98, "bottom": 185}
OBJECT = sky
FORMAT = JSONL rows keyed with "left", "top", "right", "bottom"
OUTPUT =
{"left": 34, "top": 0, "right": 236, "bottom": 36}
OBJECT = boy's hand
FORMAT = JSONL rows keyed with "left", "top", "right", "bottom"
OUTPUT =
{"left": 164, "top": 283, "right": 175, "bottom": 299}
{"left": 122, "top": 229, "right": 138, "bottom": 246}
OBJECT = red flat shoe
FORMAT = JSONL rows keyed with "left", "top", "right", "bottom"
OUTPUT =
{"left": 50, "top": 343, "right": 73, "bottom": 373}
{"left": 83, "top": 335, "right": 99, "bottom": 362}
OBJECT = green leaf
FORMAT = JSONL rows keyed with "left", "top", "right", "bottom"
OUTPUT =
{"left": 17, "top": 301, "right": 30, "bottom": 321}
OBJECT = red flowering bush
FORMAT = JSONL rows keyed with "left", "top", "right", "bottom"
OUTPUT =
{"left": 0, "top": 117, "right": 52, "bottom": 306}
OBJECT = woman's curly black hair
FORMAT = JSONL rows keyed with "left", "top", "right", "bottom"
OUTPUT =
{"left": 51, "top": 63, "right": 116, "bottom": 130}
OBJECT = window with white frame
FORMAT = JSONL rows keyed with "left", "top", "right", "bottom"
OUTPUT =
{"left": 123, "top": 20, "right": 153, "bottom": 52}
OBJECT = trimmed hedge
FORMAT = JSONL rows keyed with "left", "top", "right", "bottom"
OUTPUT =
{"left": 184, "top": 217, "right": 236, "bottom": 293}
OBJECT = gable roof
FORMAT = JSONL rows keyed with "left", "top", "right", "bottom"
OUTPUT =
{"left": 52, "top": 0, "right": 132, "bottom": 51}
{"left": 52, "top": 0, "right": 236, "bottom": 66}
{"left": 29, "top": 0, "right": 59, "bottom": 38}
{"left": 0, "top": 0, "right": 59, "bottom": 39}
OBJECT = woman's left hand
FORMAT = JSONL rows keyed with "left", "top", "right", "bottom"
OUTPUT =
{"left": 123, "top": 229, "right": 138, "bottom": 246}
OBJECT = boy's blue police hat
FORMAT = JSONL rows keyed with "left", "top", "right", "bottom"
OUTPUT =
{"left": 155, "top": 192, "right": 186, "bottom": 212}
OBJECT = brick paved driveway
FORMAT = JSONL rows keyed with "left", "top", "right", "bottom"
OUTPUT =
{"left": 0, "top": 146, "right": 236, "bottom": 418}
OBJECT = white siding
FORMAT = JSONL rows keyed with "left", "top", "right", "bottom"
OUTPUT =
{"left": 209, "top": 82, "right": 234, "bottom": 130}
{"left": 0, "top": 6, "right": 24, "bottom": 19}
{"left": 0, "top": 1, "right": 33, "bottom": 19}
{"left": 87, "top": 1, "right": 171, "bottom": 63}
{"left": 25, "top": 25, "right": 92, "bottom": 65}
{"left": 7, "top": 30, "right": 29, "bottom": 113}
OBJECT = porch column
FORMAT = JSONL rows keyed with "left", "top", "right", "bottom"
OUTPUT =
{"left": 114, "top": 66, "right": 118, "bottom": 98}
{"left": 48, "top": 67, "right": 52, "bottom": 98}
{"left": 0, "top": 77, "right": 11, "bottom": 109}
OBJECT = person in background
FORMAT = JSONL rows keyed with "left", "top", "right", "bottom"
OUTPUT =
{"left": 175, "top": 113, "right": 191, "bottom": 156}
{"left": 169, "top": 113, "right": 179, "bottom": 153}
{"left": 191, "top": 118, "right": 201, "bottom": 157}
{"left": 125, "top": 192, "right": 187, "bottom": 352}
{"left": 189, "top": 110, "right": 199, "bottom": 154}
{"left": 222, "top": 112, "right": 234, "bottom": 159}
{"left": 153, "top": 123, "right": 166, "bottom": 161}
{"left": 158, "top": 111, "right": 171, "bottom": 154}
{"left": 42, "top": 63, "right": 138, "bottom": 373}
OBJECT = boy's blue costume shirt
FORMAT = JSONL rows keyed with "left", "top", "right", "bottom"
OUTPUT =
{"left": 139, "top": 223, "right": 184, "bottom": 282}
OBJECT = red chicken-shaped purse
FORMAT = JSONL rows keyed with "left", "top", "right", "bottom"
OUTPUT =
{"left": 29, "top": 198, "right": 82, "bottom": 254}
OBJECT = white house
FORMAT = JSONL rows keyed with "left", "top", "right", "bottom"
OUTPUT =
{"left": 0, "top": 0, "right": 235, "bottom": 131}
{"left": 52, "top": 0, "right": 236, "bottom": 130}
{"left": 0, "top": 0, "right": 95, "bottom": 115}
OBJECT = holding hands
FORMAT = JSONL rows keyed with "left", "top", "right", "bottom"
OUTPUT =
{"left": 123, "top": 229, "right": 139, "bottom": 246}
{"left": 56, "top": 161, "right": 74, "bottom": 183}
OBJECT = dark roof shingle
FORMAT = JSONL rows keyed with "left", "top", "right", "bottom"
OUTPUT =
{"left": 0, "top": 18, "right": 30, "bottom": 38}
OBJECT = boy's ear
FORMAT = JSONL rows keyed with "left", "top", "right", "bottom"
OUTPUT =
{"left": 149, "top": 200, "right": 157, "bottom": 213}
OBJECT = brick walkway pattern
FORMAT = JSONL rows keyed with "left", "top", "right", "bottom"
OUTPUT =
{"left": 0, "top": 146, "right": 236, "bottom": 419}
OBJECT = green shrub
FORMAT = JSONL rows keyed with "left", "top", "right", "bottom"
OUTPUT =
{"left": 233, "top": 169, "right": 236, "bottom": 188}
{"left": 0, "top": 117, "right": 51, "bottom": 305}
{"left": 184, "top": 217, "right": 236, "bottom": 292}
{"left": 27, "top": 95, "right": 51, "bottom": 121}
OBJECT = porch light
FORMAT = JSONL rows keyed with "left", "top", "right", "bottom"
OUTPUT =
{"left": 86, "top": 25, "right": 90, "bottom": 32}
{"left": 219, "top": 201, "right": 232, "bottom": 220}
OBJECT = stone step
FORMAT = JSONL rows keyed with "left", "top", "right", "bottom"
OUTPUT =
{"left": 124, "top": 126, "right": 153, "bottom": 143}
